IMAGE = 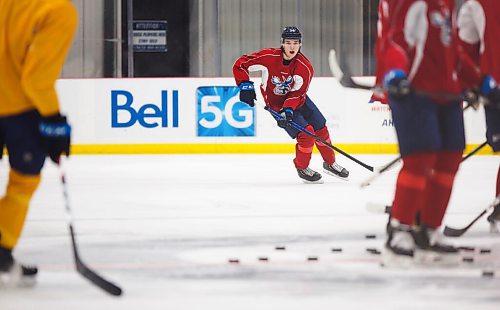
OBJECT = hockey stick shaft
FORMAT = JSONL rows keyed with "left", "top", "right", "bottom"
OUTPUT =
{"left": 265, "top": 106, "right": 374, "bottom": 171}
{"left": 365, "top": 142, "right": 491, "bottom": 212}
{"left": 443, "top": 195, "right": 500, "bottom": 237}
{"left": 329, "top": 49, "right": 479, "bottom": 104}
{"left": 462, "top": 141, "right": 488, "bottom": 162}
{"left": 360, "top": 156, "right": 401, "bottom": 188}
{"left": 59, "top": 160, "right": 123, "bottom": 296}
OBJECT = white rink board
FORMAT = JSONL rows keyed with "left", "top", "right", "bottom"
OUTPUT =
{"left": 56, "top": 77, "right": 487, "bottom": 146}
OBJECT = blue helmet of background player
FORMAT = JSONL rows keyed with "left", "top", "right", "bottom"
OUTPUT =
{"left": 281, "top": 26, "right": 302, "bottom": 43}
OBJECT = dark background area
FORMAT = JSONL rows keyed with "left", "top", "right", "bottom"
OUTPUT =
{"left": 120, "top": 0, "right": 189, "bottom": 77}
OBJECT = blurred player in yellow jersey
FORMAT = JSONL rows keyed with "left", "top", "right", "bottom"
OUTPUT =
{"left": 0, "top": 0, "right": 77, "bottom": 286}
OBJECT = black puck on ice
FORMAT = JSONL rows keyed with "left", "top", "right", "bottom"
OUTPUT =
{"left": 462, "top": 257, "right": 474, "bottom": 263}
{"left": 457, "top": 246, "right": 475, "bottom": 252}
{"left": 365, "top": 234, "right": 377, "bottom": 239}
{"left": 258, "top": 257, "right": 269, "bottom": 262}
{"left": 366, "top": 248, "right": 381, "bottom": 255}
{"left": 307, "top": 256, "right": 319, "bottom": 261}
{"left": 331, "top": 248, "right": 343, "bottom": 253}
{"left": 275, "top": 246, "right": 286, "bottom": 251}
{"left": 482, "top": 270, "right": 495, "bottom": 277}
{"left": 479, "top": 248, "right": 491, "bottom": 254}
{"left": 228, "top": 258, "right": 240, "bottom": 264}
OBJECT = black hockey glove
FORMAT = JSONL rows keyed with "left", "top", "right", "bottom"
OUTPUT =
{"left": 0, "top": 135, "right": 3, "bottom": 160}
{"left": 384, "top": 69, "right": 411, "bottom": 100}
{"left": 39, "top": 113, "right": 71, "bottom": 163}
{"left": 277, "top": 108, "right": 294, "bottom": 128}
{"left": 238, "top": 80, "right": 256, "bottom": 107}
{"left": 480, "top": 75, "right": 500, "bottom": 110}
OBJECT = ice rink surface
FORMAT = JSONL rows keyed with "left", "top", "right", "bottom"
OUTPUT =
{"left": 0, "top": 154, "right": 499, "bottom": 310}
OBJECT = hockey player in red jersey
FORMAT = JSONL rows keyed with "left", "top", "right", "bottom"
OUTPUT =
{"left": 378, "top": 0, "right": 494, "bottom": 264}
{"left": 458, "top": 0, "right": 500, "bottom": 232}
{"left": 233, "top": 26, "right": 349, "bottom": 183}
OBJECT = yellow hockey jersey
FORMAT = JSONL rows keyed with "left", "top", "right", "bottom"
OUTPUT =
{"left": 0, "top": 0, "right": 77, "bottom": 117}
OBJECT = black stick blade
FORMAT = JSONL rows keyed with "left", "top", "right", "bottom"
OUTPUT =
{"left": 443, "top": 226, "right": 466, "bottom": 237}
{"left": 77, "top": 260, "right": 123, "bottom": 296}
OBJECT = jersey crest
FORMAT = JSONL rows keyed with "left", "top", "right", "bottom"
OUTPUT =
{"left": 271, "top": 75, "right": 293, "bottom": 95}
{"left": 430, "top": 9, "right": 451, "bottom": 46}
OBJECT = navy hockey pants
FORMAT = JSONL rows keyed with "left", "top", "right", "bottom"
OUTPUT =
{"left": 485, "top": 106, "right": 500, "bottom": 152}
{"left": 389, "top": 93, "right": 465, "bottom": 156}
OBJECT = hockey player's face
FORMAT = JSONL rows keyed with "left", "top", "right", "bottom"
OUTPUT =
{"left": 282, "top": 39, "right": 301, "bottom": 60}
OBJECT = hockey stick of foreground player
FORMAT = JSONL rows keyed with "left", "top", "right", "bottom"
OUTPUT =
{"left": 443, "top": 195, "right": 500, "bottom": 237}
{"left": 365, "top": 141, "right": 491, "bottom": 214}
{"left": 264, "top": 106, "right": 374, "bottom": 171}
{"left": 328, "top": 49, "right": 479, "bottom": 103}
{"left": 360, "top": 137, "right": 487, "bottom": 188}
{"left": 59, "top": 160, "right": 123, "bottom": 296}
{"left": 360, "top": 156, "right": 402, "bottom": 188}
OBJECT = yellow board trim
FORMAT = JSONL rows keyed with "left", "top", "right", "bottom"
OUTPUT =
{"left": 68, "top": 143, "right": 494, "bottom": 155}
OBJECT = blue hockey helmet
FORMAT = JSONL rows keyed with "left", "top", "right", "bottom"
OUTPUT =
{"left": 281, "top": 26, "right": 302, "bottom": 42}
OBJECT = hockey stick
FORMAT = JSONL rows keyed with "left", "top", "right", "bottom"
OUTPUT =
{"left": 443, "top": 195, "right": 500, "bottom": 237}
{"left": 328, "top": 49, "right": 479, "bottom": 104}
{"left": 328, "top": 49, "right": 374, "bottom": 91}
{"left": 59, "top": 160, "right": 123, "bottom": 296}
{"left": 360, "top": 156, "right": 401, "bottom": 188}
{"left": 264, "top": 106, "right": 374, "bottom": 171}
{"left": 365, "top": 141, "right": 491, "bottom": 214}
{"left": 462, "top": 141, "right": 488, "bottom": 162}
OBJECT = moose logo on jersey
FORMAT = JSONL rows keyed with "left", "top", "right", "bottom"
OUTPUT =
{"left": 271, "top": 75, "right": 293, "bottom": 95}
{"left": 430, "top": 9, "right": 451, "bottom": 46}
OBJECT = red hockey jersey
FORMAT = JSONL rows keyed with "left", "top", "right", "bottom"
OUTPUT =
{"left": 233, "top": 48, "right": 313, "bottom": 112}
{"left": 382, "top": 0, "right": 480, "bottom": 102}
{"left": 458, "top": 0, "right": 500, "bottom": 80}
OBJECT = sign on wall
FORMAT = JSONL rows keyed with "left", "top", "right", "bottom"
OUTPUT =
{"left": 55, "top": 77, "right": 487, "bottom": 153}
{"left": 132, "top": 20, "right": 167, "bottom": 52}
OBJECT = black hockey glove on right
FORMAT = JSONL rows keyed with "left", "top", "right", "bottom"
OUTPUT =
{"left": 384, "top": 69, "right": 411, "bottom": 100}
{"left": 277, "top": 108, "right": 294, "bottom": 128}
{"left": 39, "top": 113, "right": 71, "bottom": 163}
{"left": 238, "top": 80, "right": 256, "bottom": 107}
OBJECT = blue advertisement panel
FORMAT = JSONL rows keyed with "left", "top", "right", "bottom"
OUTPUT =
{"left": 197, "top": 86, "right": 255, "bottom": 137}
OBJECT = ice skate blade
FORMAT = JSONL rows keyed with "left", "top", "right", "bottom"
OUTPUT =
{"left": 413, "top": 249, "right": 460, "bottom": 267}
{"left": 301, "top": 178, "right": 324, "bottom": 184}
{"left": 323, "top": 169, "right": 349, "bottom": 181}
{"left": 489, "top": 222, "right": 499, "bottom": 234}
{"left": 0, "top": 265, "right": 37, "bottom": 288}
{"left": 380, "top": 247, "right": 414, "bottom": 268}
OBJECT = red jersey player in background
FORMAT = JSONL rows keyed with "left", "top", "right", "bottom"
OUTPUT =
{"left": 458, "top": 0, "right": 500, "bottom": 232}
{"left": 233, "top": 26, "right": 349, "bottom": 184}
{"left": 378, "top": 0, "right": 498, "bottom": 265}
